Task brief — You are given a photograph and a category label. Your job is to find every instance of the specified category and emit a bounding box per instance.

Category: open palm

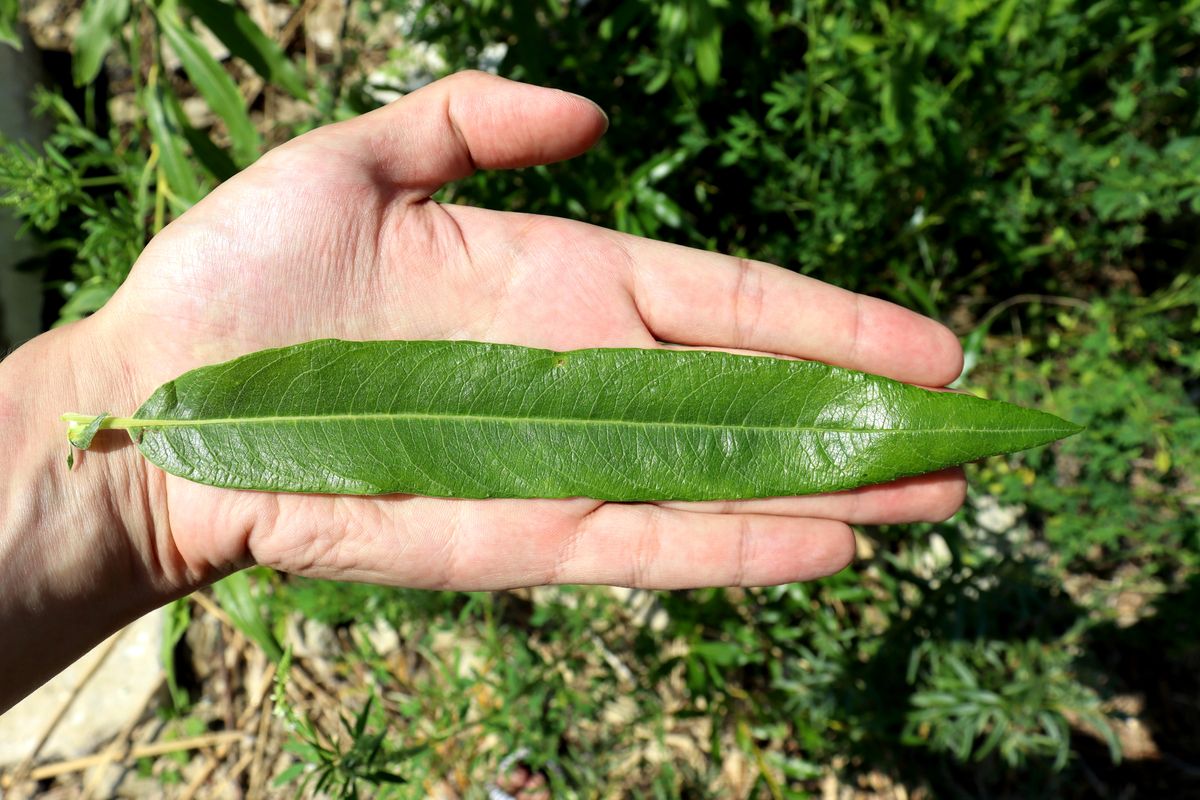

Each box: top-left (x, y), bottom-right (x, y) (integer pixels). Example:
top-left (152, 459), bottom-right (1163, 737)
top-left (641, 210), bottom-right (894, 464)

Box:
top-left (96, 72), bottom-right (965, 590)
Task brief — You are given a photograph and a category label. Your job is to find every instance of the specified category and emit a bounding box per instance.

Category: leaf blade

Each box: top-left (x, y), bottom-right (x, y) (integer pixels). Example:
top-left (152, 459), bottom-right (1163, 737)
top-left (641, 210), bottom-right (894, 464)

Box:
top-left (158, 9), bottom-right (261, 166)
top-left (124, 340), bottom-right (1080, 500)
top-left (73, 0), bottom-right (131, 85)
top-left (181, 0), bottom-right (308, 100)
top-left (144, 74), bottom-right (203, 205)
top-left (0, 0), bottom-right (22, 50)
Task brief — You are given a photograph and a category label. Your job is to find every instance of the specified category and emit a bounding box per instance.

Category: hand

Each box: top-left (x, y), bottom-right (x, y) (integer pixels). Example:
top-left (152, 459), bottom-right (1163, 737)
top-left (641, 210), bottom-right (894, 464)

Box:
top-left (1, 71), bottom-right (965, 707)
top-left (86, 71), bottom-right (965, 592)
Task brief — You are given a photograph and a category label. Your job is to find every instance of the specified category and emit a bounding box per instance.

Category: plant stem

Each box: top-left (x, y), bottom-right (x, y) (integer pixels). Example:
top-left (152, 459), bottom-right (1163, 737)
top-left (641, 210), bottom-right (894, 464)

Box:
top-left (61, 412), bottom-right (139, 430)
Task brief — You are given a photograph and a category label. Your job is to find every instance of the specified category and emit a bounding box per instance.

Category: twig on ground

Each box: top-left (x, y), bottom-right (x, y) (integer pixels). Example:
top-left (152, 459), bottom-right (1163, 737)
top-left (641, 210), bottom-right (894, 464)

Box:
top-left (1, 732), bottom-right (248, 785)
top-left (79, 672), bottom-right (165, 800)
top-left (6, 630), bottom-right (126, 788)
top-left (180, 602), bottom-right (281, 800)
top-left (217, 662), bottom-right (276, 793)
top-left (247, 684), bottom-right (277, 797)
top-left (977, 293), bottom-right (1092, 332)
top-left (279, 0), bottom-right (321, 48)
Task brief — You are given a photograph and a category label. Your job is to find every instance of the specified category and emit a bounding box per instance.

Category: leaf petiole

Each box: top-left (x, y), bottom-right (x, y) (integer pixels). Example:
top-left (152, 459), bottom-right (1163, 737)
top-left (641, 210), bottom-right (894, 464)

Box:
top-left (62, 413), bottom-right (141, 461)
top-left (62, 412), bottom-right (139, 435)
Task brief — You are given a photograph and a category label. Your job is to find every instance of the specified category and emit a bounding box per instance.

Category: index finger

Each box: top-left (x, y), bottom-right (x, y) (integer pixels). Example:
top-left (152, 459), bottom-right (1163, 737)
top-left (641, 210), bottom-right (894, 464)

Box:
top-left (617, 234), bottom-right (964, 386)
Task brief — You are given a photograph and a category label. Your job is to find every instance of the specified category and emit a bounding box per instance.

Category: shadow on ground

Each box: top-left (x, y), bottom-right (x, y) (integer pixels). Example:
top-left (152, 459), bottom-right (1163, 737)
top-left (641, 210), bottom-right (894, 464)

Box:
top-left (827, 557), bottom-right (1200, 798)
top-left (1075, 573), bottom-right (1200, 797)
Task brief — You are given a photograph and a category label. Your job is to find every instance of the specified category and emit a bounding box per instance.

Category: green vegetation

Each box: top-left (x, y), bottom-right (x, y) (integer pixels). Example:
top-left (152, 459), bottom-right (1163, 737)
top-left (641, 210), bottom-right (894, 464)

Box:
top-left (3, 0), bottom-right (1199, 796)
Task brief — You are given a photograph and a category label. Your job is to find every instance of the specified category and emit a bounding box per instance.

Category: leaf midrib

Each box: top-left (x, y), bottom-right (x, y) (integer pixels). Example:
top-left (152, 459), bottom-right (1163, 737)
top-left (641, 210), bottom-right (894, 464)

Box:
top-left (131, 410), bottom-right (1071, 436)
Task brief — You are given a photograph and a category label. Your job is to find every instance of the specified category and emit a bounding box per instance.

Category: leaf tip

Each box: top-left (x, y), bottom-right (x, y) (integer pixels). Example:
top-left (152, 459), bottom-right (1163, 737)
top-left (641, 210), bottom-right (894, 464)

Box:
top-left (1058, 417), bottom-right (1086, 439)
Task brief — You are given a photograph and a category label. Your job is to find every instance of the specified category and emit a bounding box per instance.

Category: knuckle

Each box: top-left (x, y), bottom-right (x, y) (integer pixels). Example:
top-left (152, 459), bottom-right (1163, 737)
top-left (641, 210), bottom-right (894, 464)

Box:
top-left (549, 519), bottom-right (588, 585)
top-left (445, 68), bottom-right (489, 85)
top-left (730, 257), bottom-right (766, 348)
top-left (426, 506), bottom-right (464, 590)
top-left (629, 508), bottom-right (664, 587)
top-left (846, 294), bottom-right (865, 364)
top-left (729, 516), bottom-right (753, 587)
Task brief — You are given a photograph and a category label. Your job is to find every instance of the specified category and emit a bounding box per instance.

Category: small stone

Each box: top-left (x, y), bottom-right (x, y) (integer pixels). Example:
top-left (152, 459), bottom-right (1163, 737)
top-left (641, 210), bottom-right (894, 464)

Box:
top-left (366, 619), bottom-right (401, 656)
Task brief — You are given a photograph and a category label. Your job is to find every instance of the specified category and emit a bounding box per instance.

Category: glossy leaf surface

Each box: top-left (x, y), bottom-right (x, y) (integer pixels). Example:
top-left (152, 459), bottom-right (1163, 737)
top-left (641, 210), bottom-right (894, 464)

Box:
top-left (106, 340), bottom-right (1079, 499)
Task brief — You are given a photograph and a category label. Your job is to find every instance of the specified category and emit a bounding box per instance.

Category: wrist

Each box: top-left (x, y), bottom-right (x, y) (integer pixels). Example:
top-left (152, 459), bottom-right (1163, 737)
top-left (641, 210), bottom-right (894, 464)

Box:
top-left (0, 318), bottom-right (190, 710)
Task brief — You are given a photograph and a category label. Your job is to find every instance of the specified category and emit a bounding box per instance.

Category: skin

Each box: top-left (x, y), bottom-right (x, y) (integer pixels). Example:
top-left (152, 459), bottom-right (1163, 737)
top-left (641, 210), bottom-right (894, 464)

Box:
top-left (0, 72), bottom-right (965, 712)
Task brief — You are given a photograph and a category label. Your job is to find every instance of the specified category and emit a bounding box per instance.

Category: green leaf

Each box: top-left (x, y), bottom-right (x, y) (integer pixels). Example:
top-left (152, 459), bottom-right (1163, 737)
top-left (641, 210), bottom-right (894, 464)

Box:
top-left (272, 762), bottom-right (307, 786)
top-left (182, 0), bottom-right (308, 100)
top-left (368, 770), bottom-right (407, 784)
top-left (0, 0), bottom-right (21, 50)
top-left (211, 571), bottom-right (283, 661)
top-left (694, 30), bottom-right (721, 86)
top-left (67, 411), bottom-right (111, 450)
top-left (69, 339), bottom-right (1080, 500)
top-left (166, 89), bottom-right (239, 182)
top-left (161, 598), bottom-right (192, 710)
top-left (73, 0), bottom-right (131, 86)
top-left (54, 278), bottom-right (118, 326)
top-left (144, 76), bottom-right (202, 206)
top-left (158, 8), bottom-right (261, 166)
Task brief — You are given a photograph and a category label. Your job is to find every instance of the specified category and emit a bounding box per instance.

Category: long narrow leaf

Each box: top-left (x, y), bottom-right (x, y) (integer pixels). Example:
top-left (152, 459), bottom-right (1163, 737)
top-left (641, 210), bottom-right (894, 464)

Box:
top-left (73, 0), bottom-right (131, 85)
top-left (162, 598), bottom-right (192, 710)
top-left (166, 89), bottom-right (239, 181)
top-left (182, 0), bottom-right (307, 99)
top-left (158, 8), bottom-right (261, 166)
top-left (144, 74), bottom-right (202, 204)
top-left (67, 339), bottom-right (1081, 500)
top-left (210, 571), bottom-right (283, 661)
top-left (0, 0), bottom-right (21, 49)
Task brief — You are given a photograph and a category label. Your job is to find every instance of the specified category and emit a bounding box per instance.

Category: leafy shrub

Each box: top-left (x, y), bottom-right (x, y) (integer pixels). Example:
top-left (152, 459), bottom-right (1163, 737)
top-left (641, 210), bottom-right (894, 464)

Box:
top-left (1, 0), bottom-right (306, 324)
top-left (971, 276), bottom-right (1200, 573)
top-left (409, 0), bottom-right (1200, 312)
top-left (0, 89), bottom-right (148, 323)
